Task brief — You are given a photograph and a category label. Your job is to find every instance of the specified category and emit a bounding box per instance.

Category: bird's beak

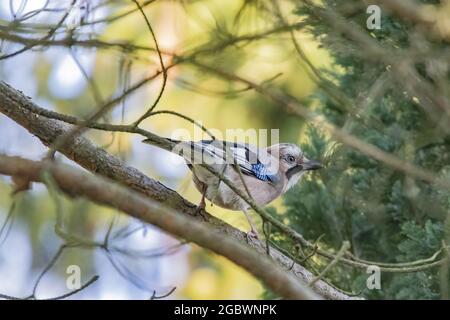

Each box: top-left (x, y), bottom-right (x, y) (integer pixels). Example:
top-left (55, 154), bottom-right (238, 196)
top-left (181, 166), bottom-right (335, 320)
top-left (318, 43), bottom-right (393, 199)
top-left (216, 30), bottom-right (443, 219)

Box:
top-left (302, 159), bottom-right (323, 171)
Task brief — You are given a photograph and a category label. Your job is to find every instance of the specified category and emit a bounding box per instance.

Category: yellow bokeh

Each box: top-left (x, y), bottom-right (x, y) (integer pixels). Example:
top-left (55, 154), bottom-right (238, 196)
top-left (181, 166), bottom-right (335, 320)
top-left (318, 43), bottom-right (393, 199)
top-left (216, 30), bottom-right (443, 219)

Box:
top-left (182, 251), bottom-right (264, 300)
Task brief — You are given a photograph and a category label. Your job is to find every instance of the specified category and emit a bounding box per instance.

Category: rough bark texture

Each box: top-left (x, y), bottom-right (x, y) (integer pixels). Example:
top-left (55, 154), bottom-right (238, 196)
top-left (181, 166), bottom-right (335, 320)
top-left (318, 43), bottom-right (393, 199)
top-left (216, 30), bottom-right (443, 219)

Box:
top-left (0, 80), bottom-right (356, 300)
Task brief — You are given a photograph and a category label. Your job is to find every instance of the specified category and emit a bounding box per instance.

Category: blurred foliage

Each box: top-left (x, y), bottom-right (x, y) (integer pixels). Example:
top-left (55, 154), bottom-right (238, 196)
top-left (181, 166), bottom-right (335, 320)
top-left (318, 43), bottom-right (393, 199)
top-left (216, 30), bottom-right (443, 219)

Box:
top-left (266, 0), bottom-right (450, 299)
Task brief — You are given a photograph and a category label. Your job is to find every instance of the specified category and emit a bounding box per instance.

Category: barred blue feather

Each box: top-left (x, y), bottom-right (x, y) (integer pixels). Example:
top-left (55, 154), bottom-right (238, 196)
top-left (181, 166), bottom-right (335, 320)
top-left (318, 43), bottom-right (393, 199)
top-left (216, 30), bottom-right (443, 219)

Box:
top-left (178, 140), bottom-right (278, 183)
top-left (251, 163), bottom-right (276, 182)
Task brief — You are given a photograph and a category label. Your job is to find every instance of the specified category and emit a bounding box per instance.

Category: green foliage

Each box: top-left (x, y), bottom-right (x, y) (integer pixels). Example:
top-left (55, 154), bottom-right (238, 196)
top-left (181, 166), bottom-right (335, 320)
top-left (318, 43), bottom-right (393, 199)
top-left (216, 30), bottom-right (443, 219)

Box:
top-left (268, 0), bottom-right (450, 299)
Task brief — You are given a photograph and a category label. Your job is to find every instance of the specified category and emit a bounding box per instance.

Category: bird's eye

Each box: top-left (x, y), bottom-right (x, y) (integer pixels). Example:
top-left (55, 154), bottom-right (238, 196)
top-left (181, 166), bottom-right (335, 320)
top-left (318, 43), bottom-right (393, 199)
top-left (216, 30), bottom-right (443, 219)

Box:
top-left (287, 155), bottom-right (295, 163)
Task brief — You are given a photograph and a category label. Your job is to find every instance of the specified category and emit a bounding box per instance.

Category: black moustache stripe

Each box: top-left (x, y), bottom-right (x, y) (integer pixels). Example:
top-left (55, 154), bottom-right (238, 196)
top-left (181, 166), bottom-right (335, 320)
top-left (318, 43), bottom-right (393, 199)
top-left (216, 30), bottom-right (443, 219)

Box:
top-left (286, 165), bottom-right (302, 179)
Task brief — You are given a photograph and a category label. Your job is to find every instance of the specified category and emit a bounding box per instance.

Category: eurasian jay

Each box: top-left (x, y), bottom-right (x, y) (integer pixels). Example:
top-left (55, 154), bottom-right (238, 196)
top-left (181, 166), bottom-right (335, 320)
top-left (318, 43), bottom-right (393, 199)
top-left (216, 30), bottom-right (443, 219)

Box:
top-left (144, 139), bottom-right (322, 238)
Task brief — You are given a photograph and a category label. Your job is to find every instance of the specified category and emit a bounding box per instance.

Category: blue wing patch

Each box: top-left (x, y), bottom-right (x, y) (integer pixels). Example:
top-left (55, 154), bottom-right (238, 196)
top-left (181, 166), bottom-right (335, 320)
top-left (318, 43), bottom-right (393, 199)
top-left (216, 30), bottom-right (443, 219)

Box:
top-left (251, 163), bottom-right (277, 182)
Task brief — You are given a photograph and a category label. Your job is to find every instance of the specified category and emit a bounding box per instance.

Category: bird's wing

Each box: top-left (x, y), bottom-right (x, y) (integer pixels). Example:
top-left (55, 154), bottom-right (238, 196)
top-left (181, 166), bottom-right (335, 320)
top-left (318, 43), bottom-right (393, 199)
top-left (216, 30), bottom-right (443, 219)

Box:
top-left (180, 140), bottom-right (277, 182)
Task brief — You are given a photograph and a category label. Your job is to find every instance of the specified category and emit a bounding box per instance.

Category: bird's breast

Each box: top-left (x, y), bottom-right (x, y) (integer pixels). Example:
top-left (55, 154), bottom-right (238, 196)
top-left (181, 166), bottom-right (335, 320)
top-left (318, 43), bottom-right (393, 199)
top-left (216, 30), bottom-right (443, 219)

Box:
top-left (190, 165), bottom-right (283, 211)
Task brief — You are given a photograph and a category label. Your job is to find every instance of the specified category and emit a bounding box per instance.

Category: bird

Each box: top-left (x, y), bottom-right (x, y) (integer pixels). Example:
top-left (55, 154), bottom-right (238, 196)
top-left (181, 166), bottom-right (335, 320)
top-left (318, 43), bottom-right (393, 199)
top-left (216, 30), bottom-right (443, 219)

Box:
top-left (142, 139), bottom-right (323, 239)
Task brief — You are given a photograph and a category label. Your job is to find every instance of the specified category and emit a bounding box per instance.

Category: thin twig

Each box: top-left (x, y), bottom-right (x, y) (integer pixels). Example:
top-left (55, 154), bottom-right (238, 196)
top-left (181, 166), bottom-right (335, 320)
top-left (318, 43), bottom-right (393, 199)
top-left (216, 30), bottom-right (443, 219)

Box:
top-left (309, 241), bottom-right (351, 287)
top-left (131, 0), bottom-right (168, 126)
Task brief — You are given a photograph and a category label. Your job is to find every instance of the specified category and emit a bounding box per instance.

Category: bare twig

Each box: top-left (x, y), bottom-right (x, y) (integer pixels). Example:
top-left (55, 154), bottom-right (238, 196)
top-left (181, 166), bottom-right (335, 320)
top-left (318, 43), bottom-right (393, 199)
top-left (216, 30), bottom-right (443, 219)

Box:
top-left (131, 0), bottom-right (168, 126)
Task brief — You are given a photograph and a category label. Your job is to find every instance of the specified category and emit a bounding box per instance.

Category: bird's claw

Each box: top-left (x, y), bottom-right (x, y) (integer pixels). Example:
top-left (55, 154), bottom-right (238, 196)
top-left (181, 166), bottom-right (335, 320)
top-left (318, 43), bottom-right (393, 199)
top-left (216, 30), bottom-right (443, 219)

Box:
top-left (195, 205), bottom-right (208, 221)
top-left (246, 229), bottom-right (260, 241)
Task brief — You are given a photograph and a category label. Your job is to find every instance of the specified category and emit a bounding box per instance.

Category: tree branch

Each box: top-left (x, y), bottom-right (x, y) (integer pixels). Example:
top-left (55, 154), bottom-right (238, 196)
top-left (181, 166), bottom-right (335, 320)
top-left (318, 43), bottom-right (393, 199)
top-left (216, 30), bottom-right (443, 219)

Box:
top-left (0, 153), bottom-right (321, 300)
top-left (0, 80), bottom-right (356, 299)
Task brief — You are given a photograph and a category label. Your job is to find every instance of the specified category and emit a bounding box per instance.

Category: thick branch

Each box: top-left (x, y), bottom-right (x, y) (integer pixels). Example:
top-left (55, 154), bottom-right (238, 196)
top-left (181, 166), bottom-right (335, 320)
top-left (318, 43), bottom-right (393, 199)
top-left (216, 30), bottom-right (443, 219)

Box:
top-left (0, 80), bottom-right (355, 300)
top-left (0, 154), bottom-right (320, 300)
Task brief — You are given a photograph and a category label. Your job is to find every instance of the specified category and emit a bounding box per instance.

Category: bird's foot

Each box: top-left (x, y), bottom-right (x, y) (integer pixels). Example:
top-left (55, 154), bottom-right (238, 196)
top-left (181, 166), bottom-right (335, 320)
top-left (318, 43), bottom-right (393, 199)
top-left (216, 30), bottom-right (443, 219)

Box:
top-left (198, 200), bottom-right (206, 211)
top-left (246, 229), bottom-right (260, 241)
top-left (195, 203), bottom-right (208, 221)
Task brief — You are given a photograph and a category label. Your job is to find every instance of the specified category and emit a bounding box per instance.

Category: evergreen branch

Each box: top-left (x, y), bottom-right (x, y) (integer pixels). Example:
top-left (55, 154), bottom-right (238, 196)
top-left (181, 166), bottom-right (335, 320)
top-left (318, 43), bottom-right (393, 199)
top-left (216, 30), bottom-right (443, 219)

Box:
top-left (189, 60), bottom-right (450, 191)
top-left (309, 241), bottom-right (351, 287)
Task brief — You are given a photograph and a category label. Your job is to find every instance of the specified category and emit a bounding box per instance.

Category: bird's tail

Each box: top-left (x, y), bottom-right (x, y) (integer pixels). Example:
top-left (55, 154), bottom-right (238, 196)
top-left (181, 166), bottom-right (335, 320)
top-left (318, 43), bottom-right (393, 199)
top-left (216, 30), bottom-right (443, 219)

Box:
top-left (142, 138), bottom-right (227, 168)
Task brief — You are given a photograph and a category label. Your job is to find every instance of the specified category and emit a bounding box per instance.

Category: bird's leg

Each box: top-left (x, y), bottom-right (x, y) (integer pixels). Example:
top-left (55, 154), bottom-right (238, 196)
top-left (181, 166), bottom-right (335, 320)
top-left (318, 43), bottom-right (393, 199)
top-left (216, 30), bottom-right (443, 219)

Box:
top-left (194, 182), bottom-right (208, 221)
top-left (198, 185), bottom-right (206, 210)
top-left (192, 170), bottom-right (207, 211)
top-left (243, 209), bottom-right (259, 240)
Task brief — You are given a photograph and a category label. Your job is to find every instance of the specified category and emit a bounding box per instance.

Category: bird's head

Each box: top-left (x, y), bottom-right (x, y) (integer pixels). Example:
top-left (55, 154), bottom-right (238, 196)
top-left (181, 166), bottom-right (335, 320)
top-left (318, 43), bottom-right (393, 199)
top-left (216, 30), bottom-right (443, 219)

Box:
top-left (266, 143), bottom-right (323, 191)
